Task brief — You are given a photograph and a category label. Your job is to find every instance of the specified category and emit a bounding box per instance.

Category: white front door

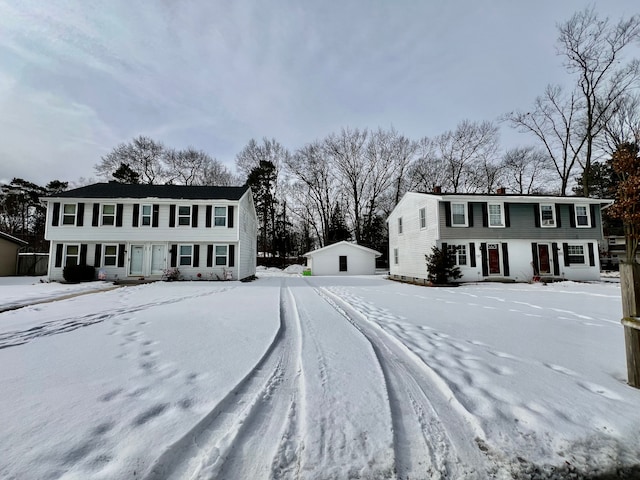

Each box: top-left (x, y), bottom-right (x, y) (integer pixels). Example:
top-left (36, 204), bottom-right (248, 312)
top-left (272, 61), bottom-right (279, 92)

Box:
top-left (130, 245), bottom-right (144, 276)
top-left (151, 244), bottom-right (165, 275)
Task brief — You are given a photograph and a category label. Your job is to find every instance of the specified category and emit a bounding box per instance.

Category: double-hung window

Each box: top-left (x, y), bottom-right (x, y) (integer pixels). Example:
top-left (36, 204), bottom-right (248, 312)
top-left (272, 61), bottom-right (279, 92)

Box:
top-left (488, 203), bottom-right (504, 227)
top-left (419, 208), bottom-right (426, 229)
top-left (178, 206), bottom-right (191, 226)
top-left (214, 207), bottom-right (226, 226)
top-left (451, 203), bottom-right (467, 226)
top-left (141, 205), bottom-right (152, 226)
top-left (102, 204), bottom-right (115, 226)
top-left (398, 217), bottom-right (403, 234)
top-left (215, 245), bottom-right (228, 266)
top-left (540, 204), bottom-right (555, 227)
top-left (575, 205), bottom-right (590, 227)
top-left (179, 245), bottom-right (193, 265)
top-left (103, 245), bottom-right (118, 266)
top-left (448, 244), bottom-right (467, 266)
top-left (567, 245), bottom-right (586, 264)
top-left (393, 248), bottom-right (399, 265)
top-left (65, 245), bottom-right (79, 266)
top-left (62, 204), bottom-right (76, 225)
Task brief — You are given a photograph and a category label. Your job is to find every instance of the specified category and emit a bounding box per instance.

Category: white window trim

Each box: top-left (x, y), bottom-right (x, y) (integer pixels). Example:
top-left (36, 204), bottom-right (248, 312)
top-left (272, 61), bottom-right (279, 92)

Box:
top-left (178, 206), bottom-right (191, 227)
top-left (419, 208), bottom-right (426, 229)
top-left (103, 244), bottom-right (118, 267)
top-left (574, 204), bottom-right (591, 228)
top-left (64, 244), bottom-right (80, 267)
top-left (215, 244), bottom-right (228, 266)
top-left (62, 203), bottom-right (77, 226)
top-left (214, 206), bottom-right (227, 227)
top-left (141, 204), bottom-right (152, 226)
top-left (451, 202), bottom-right (468, 227)
top-left (566, 244), bottom-right (587, 266)
top-left (487, 202), bottom-right (505, 228)
top-left (448, 244), bottom-right (468, 266)
top-left (539, 204), bottom-right (556, 228)
top-left (179, 244), bottom-right (193, 266)
top-left (101, 204), bottom-right (116, 226)
top-left (398, 217), bottom-right (403, 234)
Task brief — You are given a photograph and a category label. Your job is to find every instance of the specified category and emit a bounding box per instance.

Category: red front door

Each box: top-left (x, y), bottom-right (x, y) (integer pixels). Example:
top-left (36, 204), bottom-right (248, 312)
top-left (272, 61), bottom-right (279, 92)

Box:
top-left (538, 244), bottom-right (551, 274)
top-left (488, 244), bottom-right (500, 274)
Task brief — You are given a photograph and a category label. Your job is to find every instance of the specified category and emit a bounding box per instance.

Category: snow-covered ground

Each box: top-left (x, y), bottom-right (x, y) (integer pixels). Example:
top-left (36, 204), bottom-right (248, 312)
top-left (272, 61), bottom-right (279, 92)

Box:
top-left (1, 274), bottom-right (639, 479)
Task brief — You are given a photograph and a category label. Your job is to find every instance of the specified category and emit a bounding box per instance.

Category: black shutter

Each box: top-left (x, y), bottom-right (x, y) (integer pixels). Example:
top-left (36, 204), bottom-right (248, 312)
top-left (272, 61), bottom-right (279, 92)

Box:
top-left (531, 243), bottom-right (539, 275)
top-left (444, 202), bottom-right (451, 227)
top-left (76, 203), bottom-right (84, 226)
top-left (555, 204), bottom-right (562, 228)
top-left (588, 243), bottom-right (595, 266)
top-left (468, 203), bottom-right (474, 227)
top-left (501, 243), bottom-right (510, 276)
top-left (80, 244), bottom-right (87, 265)
top-left (117, 244), bottom-right (126, 268)
top-left (533, 204), bottom-right (540, 228)
top-left (169, 205), bottom-right (176, 227)
top-left (228, 245), bottom-right (235, 267)
top-left (480, 243), bottom-right (488, 277)
top-left (170, 244), bottom-right (177, 267)
top-left (116, 204), bottom-right (123, 227)
top-left (481, 203), bottom-right (488, 227)
top-left (469, 242), bottom-right (476, 267)
top-left (590, 204), bottom-right (597, 229)
top-left (504, 203), bottom-right (510, 227)
top-left (193, 245), bottom-right (200, 267)
top-left (569, 205), bottom-right (576, 228)
top-left (228, 205), bottom-right (234, 228)
top-left (152, 204), bottom-right (159, 227)
top-left (92, 203), bottom-right (100, 226)
top-left (563, 243), bottom-right (570, 266)
top-left (52, 202), bottom-right (60, 226)
top-left (206, 205), bottom-right (212, 228)
top-left (441, 242), bottom-right (448, 257)
top-left (207, 245), bottom-right (213, 267)
top-left (132, 204), bottom-right (139, 227)
top-left (192, 205), bottom-right (199, 227)
top-left (552, 243), bottom-right (560, 275)
top-left (55, 243), bottom-right (63, 267)
top-left (94, 244), bottom-right (102, 267)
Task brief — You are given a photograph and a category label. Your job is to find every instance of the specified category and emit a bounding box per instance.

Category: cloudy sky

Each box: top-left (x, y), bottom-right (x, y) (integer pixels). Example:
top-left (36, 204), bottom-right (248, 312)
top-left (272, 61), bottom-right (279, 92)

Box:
top-left (1, 0), bottom-right (639, 186)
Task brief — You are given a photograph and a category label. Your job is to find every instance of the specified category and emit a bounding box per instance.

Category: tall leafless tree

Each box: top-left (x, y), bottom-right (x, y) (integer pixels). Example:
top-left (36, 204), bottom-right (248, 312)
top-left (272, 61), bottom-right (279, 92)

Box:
top-left (601, 93), bottom-right (640, 154)
top-left (95, 136), bottom-right (166, 184)
top-left (557, 7), bottom-right (640, 196)
top-left (501, 146), bottom-right (556, 194)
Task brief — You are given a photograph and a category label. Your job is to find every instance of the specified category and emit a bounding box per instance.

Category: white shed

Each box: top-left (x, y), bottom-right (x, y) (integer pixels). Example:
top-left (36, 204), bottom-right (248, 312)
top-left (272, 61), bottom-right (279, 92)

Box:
top-left (303, 241), bottom-right (381, 276)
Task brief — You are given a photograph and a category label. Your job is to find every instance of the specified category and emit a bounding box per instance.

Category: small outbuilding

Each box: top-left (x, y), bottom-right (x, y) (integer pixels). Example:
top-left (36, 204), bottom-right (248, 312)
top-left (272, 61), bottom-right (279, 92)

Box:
top-left (303, 241), bottom-right (381, 276)
top-left (0, 232), bottom-right (28, 276)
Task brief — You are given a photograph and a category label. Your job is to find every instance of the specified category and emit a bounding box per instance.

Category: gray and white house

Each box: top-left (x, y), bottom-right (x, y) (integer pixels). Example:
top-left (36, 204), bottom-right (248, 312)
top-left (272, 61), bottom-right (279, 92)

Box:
top-left (44, 183), bottom-right (257, 281)
top-left (388, 189), bottom-right (611, 283)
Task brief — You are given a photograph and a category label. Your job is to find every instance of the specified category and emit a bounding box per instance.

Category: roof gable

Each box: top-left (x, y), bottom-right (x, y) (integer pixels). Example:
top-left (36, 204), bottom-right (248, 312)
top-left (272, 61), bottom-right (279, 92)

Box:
top-left (304, 241), bottom-right (382, 257)
top-left (49, 183), bottom-right (249, 201)
top-left (0, 231), bottom-right (28, 246)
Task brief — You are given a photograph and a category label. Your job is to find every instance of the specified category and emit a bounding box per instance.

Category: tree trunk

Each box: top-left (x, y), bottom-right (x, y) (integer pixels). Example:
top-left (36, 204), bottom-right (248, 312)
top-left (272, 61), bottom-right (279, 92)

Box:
top-left (620, 262), bottom-right (640, 388)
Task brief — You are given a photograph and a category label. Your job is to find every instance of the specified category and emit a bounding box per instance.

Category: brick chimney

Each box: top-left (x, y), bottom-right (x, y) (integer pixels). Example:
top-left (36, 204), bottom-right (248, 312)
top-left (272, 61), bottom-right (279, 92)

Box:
top-left (496, 187), bottom-right (506, 195)
top-left (433, 186), bottom-right (442, 194)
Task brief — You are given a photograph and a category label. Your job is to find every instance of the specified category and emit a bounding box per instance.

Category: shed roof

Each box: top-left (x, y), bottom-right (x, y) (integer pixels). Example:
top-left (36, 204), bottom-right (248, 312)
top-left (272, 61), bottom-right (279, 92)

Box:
top-left (304, 241), bottom-right (382, 258)
top-left (0, 231), bottom-right (28, 246)
top-left (47, 182), bottom-right (249, 200)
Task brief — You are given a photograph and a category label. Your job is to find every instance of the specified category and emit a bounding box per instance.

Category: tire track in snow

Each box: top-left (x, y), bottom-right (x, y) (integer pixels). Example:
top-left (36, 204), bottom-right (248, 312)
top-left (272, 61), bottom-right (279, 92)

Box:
top-left (0, 287), bottom-right (235, 349)
top-left (316, 286), bottom-right (490, 480)
top-left (143, 282), bottom-right (303, 480)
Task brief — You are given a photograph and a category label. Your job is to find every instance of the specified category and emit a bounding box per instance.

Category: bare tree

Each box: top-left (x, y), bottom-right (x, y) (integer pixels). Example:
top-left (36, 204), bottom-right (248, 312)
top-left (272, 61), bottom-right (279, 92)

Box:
top-left (501, 147), bottom-right (556, 194)
top-left (432, 120), bottom-right (500, 193)
top-left (558, 7), bottom-right (640, 196)
top-left (202, 160), bottom-right (237, 186)
top-left (504, 85), bottom-right (585, 195)
top-left (601, 93), bottom-right (640, 154)
top-left (408, 137), bottom-right (451, 192)
top-left (164, 147), bottom-right (236, 186)
top-left (95, 136), bottom-right (166, 184)
top-left (469, 156), bottom-right (504, 194)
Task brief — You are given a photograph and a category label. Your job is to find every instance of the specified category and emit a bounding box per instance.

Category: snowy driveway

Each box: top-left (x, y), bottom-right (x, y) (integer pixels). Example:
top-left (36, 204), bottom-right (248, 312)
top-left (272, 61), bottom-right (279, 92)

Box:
top-left (1, 275), bottom-right (639, 479)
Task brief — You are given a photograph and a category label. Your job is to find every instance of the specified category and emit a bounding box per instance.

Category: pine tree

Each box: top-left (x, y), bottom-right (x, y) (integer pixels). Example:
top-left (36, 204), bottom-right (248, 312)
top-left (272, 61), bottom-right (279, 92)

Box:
top-left (425, 245), bottom-right (462, 284)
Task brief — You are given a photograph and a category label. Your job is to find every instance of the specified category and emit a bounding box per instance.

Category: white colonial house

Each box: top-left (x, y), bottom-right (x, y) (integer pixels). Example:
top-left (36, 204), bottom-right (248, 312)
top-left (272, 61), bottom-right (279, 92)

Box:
top-left (304, 241), bottom-right (381, 276)
top-left (44, 183), bottom-right (257, 281)
top-left (388, 189), bottom-right (612, 283)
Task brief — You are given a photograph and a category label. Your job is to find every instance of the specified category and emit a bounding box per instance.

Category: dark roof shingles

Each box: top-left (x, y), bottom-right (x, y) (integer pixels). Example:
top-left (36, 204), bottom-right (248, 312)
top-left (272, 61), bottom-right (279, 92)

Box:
top-left (54, 183), bottom-right (249, 200)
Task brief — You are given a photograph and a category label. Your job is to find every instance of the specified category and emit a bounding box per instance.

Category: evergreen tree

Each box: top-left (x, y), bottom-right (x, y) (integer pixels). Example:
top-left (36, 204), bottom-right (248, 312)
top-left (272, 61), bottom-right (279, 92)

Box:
top-left (246, 160), bottom-right (278, 258)
top-left (112, 163), bottom-right (140, 184)
top-left (425, 245), bottom-right (462, 284)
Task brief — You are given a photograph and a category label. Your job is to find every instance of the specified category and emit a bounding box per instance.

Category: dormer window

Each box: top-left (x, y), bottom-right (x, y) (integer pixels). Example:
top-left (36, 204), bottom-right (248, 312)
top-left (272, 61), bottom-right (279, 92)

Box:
top-left (540, 204), bottom-right (556, 227)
